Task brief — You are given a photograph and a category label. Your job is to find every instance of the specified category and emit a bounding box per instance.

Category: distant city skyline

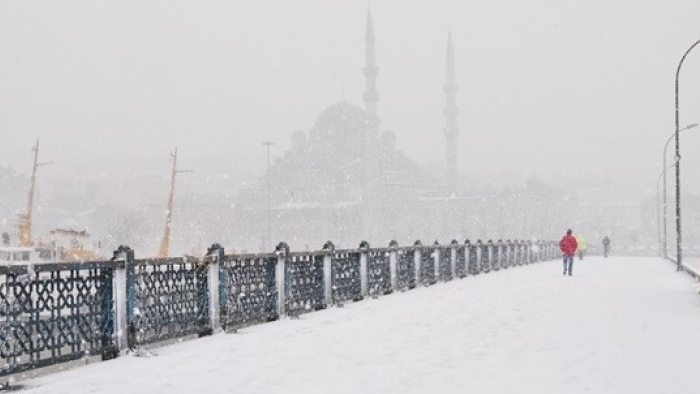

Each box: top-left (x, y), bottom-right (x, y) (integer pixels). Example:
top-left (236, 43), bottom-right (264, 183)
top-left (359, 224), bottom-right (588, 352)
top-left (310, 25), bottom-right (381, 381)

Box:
top-left (3, 1), bottom-right (700, 254)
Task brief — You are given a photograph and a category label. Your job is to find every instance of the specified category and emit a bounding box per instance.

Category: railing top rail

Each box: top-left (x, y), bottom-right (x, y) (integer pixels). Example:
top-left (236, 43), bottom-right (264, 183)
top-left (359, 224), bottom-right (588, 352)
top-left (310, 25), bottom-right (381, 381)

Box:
top-left (332, 248), bottom-right (362, 255)
top-left (0, 260), bottom-right (118, 275)
top-left (287, 250), bottom-right (328, 258)
top-left (225, 252), bottom-right (278, 261)
top-left (367, 247), bottom-right (391, 253)
top-left (133, 256), bottom-right (198, 266)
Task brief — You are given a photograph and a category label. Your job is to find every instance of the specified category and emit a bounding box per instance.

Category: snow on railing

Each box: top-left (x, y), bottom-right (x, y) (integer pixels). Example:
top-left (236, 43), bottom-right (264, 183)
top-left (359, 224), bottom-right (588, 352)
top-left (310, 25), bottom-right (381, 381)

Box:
top-left (0, 238), bottom-right (558, 384)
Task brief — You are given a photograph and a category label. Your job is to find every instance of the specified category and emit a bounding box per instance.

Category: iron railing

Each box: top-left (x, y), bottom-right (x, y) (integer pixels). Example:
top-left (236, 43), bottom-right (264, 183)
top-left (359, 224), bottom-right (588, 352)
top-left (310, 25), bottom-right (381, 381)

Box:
top-left (1, 238), bottom-right (558, 382)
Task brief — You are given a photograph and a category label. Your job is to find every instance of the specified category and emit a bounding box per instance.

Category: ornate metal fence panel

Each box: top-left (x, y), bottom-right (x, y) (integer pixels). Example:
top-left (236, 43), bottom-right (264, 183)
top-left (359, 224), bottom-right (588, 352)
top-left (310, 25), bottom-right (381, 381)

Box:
top-left (332, 251), bottom-right (362, 303)
top-left (0, 262), bottom-right (115, 377)
top-left (466, 241), bottom-right (479, 275)
top-left (549, 241), bottom-right (556, 260)
top-left (367, 250), bottom-right (391, 296)
top-left (438, 247), bottom-right (452, 281)
top-left (515, 241), bottom-right (523, 266)
top-left (455, 246), bottom-right (467, 278)
top-left (478, 241), bottom-right (490, 273)
top-left (418, 248), bottom-right (436, 285)
top-left (395, 248), bottom-right (415, 290)
top-left (220, 254), bottom-right (277, 330)
top-left (129, 258), bottom-right (210, 347)
top-left (486, 241), bottom-right (496, 271)
top-left (518, 241), bottom-right (527, 265)
top-left (506, 241), bottom-right (514, 268)
top-left (285, 253), bottom-right (325, 315)
top-left (496, 241), bottom-right (505, 269)
top-left (526, 241), bottom-right (534, 264)
top-left (525, 241), bottom-right (531, 263)
top-left (538, 241), bottom-right (547, 262)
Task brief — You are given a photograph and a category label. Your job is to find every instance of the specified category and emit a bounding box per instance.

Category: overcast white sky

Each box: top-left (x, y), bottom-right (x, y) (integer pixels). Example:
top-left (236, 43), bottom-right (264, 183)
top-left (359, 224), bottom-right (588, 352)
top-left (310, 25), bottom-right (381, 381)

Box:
top-left (2, 0), bottom-right (700, 195)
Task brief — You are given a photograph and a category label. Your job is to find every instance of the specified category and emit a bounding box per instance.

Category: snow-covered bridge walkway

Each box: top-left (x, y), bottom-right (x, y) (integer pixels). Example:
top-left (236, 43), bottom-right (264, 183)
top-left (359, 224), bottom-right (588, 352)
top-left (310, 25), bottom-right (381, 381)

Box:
top-left (20, 257), bottom-right (700, 394)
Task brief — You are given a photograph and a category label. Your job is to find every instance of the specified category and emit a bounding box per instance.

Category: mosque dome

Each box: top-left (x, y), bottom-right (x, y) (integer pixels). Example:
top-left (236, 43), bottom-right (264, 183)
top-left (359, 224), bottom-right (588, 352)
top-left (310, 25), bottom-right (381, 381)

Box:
top-left (314, 101), bottom-right (369, 136)
top-left (308, 101), bottom-right (369, 158)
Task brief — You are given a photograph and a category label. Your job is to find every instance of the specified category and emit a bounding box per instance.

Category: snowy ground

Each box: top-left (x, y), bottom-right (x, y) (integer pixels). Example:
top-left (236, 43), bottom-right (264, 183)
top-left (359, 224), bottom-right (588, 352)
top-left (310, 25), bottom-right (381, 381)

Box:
top-left (15, 257), bottom-right (700, 394)
top-left (682, 257), bottom-right (700, 275)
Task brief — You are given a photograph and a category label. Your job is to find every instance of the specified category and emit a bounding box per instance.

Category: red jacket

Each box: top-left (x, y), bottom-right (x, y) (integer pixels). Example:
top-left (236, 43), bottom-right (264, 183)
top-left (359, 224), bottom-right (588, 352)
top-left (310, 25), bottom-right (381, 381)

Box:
top-left (559, 234), bottom-right (578, 256)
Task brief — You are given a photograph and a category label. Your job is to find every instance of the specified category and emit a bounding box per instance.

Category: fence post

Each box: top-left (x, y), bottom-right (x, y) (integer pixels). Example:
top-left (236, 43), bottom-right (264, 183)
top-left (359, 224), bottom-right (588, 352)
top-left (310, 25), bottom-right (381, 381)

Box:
top-left (413, 240), bottom-right (422, 285)
top-left (433, 241), bottom-right (441, 281)
top-left (322, 241), bottom-right (334, 307)
top-left (275, 242), bottom-right (289, 318)
top-left (359, 241), bottom-right (369, 297)
top-left (450, 239), bottom-right (458, 278)
top-left (110, 245), bottom-right (133, 352)
top-left (465, 239), bottom-right (475, 275)
top-left (206, 243), bottom-right (224, 332)
top-left (476, 239), bottom-right (484, 273)
top-left (496, 240), bottom-right (503, 270)
top-left (389, 240), bottom-right (398, 291)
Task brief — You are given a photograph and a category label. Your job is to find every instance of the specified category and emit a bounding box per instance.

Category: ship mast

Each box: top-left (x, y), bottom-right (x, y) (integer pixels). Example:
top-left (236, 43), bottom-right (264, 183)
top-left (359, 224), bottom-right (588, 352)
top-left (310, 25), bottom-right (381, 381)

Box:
top-left (158, 148), bottom-right (190, 258)
top-left (18, 139), bottom-right (51, 247)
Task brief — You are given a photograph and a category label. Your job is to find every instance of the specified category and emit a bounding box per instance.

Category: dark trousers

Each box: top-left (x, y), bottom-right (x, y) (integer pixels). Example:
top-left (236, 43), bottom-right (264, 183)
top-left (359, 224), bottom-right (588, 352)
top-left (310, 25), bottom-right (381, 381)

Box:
top-left (563, 254), bottom-right (574, 274)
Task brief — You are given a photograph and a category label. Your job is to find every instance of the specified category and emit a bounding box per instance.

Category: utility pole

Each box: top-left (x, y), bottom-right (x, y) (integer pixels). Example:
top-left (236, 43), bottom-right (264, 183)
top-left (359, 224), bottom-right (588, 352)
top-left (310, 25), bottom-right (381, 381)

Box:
top-left (263, 140), bottom-right (274, 251)
top-left (158, 147), bottom-right (192, 258)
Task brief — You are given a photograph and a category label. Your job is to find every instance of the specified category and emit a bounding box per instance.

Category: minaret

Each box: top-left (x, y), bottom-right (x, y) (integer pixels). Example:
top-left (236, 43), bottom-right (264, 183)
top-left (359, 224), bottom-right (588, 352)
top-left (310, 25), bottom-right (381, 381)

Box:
top-left (363, 7), bottom-right (380, 133)
top-left (444, 30), bottom-right (459, 195)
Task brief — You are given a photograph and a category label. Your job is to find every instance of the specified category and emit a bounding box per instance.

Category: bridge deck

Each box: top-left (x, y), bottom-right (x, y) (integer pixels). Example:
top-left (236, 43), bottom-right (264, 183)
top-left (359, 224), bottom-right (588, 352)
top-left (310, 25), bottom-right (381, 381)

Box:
top-left (18, 257), bottom-right (700, 394)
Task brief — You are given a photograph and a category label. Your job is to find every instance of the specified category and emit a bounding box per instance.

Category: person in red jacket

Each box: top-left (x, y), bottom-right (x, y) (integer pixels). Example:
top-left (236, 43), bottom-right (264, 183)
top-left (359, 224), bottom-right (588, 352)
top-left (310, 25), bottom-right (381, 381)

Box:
top-left (559, 229), bottom-right (578, 276)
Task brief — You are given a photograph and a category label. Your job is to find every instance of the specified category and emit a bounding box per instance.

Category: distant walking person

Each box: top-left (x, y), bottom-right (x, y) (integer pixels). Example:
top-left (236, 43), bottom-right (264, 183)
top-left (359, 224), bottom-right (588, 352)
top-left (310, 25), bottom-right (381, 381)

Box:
top-left (559, 229), bottom-right (578, 276)
top-left (602, 236), bottom-right (611, 258)
top-left (576, 235), bottom-right (587, 260)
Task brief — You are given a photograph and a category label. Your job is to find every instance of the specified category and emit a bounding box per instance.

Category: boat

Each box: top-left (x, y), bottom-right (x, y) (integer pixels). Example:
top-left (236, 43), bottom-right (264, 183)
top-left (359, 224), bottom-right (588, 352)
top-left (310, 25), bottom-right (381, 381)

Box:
top-left (0, 245), bottom-right (42, 265)
top-left (39, 228), bottom-right (103, 262)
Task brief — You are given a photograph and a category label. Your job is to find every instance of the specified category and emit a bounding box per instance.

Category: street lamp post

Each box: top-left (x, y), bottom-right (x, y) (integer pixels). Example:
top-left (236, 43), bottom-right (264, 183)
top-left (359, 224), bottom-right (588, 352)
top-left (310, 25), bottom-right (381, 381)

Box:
top-left (674, 38), bottom-right (700, 271)
top-left (658, 163), bottom-right (676, 256)
top-left (662, 123), bottom-right (697, 258)
top-left (263, 140), bottom-right (274, 252)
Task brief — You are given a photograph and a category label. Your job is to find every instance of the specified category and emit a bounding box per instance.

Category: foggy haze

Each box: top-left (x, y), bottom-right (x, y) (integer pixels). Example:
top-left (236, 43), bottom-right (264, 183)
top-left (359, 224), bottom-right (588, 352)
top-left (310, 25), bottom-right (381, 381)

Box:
top-left (2, 1), bottom-right (700, 255)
